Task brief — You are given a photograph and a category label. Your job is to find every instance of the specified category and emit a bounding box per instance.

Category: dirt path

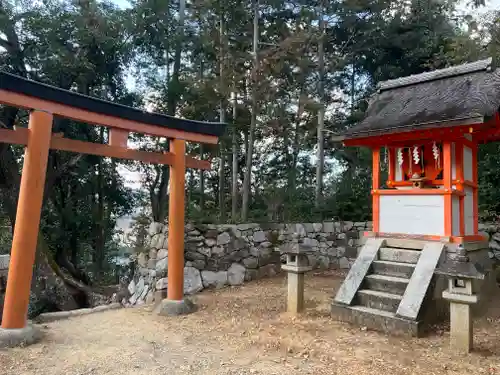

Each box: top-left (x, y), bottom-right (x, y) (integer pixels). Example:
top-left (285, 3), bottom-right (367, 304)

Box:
top-left (1, 271), bottom-right (500, 375)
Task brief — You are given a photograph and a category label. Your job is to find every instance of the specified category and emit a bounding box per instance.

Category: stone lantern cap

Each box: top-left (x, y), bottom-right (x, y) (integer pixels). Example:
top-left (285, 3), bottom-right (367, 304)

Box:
top-left (280, 234), bottom-right (314, 255)
top-left (435, 260), bottom-right (486, 280)
top-left (435, 247), bottom-right (486, 280)
top-left (280, 234), bottom-right (313, 274)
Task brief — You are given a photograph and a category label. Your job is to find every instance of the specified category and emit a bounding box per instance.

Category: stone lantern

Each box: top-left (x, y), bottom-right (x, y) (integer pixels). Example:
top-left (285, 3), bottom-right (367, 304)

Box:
top-left (280, 234), bottom-right (313, 314)
top-left (435, 245), bottom-right (487, 353)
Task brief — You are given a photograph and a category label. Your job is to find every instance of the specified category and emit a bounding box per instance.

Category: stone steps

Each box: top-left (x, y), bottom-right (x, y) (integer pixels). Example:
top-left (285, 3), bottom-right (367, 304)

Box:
top-left (331, 303), bottom-right (421, 337)
top-left (332, 238), bottom-right (445, 337)
top-left (371, 260), bottom-right (416, 278)
top-left (382, 238), bottom-right (426, 250)
top-left (364, 273), bottom-right (409, 295)
top-left (357, 289), bottom-right (402, 313)
top-left (378, 247), bottom-right (421, 264)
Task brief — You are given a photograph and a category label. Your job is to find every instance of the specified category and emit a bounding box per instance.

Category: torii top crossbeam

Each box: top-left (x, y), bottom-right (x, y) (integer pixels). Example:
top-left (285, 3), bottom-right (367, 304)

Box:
top-left (340, 58), bottom-right (500, 244)
top-left (0, 71), bottom-right (225, 166)
top-left (0, 72), bottom-right (226, 331)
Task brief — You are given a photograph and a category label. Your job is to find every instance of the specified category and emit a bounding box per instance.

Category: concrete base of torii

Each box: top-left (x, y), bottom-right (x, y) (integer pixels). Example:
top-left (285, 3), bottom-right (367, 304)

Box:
top-left (153, 298), bottom-right (197, 316)
top-left (0, 323), bottom-right (41, 348)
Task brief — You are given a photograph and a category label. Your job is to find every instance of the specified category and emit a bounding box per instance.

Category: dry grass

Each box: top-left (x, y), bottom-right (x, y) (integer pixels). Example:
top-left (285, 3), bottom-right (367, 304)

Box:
top-left (1, 270), bottom-right (500, 375)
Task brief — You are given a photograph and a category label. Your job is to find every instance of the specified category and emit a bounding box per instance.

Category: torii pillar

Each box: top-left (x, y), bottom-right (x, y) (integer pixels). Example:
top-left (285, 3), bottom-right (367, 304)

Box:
top-left (153, 138), bottom-right (196, 315)
top-left (0, 111), bottom-right (52, 346)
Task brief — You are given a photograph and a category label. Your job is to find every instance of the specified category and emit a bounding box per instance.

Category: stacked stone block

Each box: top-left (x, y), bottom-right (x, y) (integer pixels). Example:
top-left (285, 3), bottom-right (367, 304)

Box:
top-left (126, 221), bottom-right (371, 306)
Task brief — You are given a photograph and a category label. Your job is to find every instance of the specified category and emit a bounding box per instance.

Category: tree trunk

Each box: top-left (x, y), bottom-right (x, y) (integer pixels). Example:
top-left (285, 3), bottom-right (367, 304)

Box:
top-left (199, 145), bottom-right (205, 210)
top-left (290, 119), bottom-right (300, 193)
top-left (218, 13), bottom-right (227, 222)
top-left (315, 2), bottom-right (326, 209)
top-left (231, 90), bottom-right (238, 220)
top-left (149, 142), bottom-right (170, 223)
top-left (156, 165), bottom-right (170, 222)
top-left (351, 59), bottom-right (356, 114)
top-left (187, 168), bottom-right (194, 204)
top-left (0, 108), bottom-right (22, 230)
top-left (94, 126), bottom-right (105, 281)
top-left (53, 179), bottom-right (89, 284)
top-left (199, 59), bottom-right (205, 211)
top-left (242, 0), bottom-right (259, 221)
top-left (149, 0), bottom-right (185, 223)
top-left (167, 0), bottom-right (186, 116)
top-left (219, 152), bottom-right (225, 221)
top-left (70, 233), bottom-right (79, 266)
top-left (283, 120), bottom-right (291, 182)
top-left (289, 84), bottom-right (305, 196)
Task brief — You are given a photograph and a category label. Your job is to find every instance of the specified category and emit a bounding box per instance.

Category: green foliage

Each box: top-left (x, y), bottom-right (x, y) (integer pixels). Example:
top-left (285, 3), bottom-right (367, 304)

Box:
top-left (134, 0), bottom-right (499, 226)
top-left (478, 142), bottom-right (500, 221)
top-left (0, 0), bottom-right (498, 293)
top-left (0, 0), bottom-right (137, 284)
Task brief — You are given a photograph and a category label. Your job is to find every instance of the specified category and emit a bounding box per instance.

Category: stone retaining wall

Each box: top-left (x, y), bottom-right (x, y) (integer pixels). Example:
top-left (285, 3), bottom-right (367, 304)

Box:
top-left (481, 223), bottom-right (500, 259)
top-left (126, 221), bottom-right (372, 306)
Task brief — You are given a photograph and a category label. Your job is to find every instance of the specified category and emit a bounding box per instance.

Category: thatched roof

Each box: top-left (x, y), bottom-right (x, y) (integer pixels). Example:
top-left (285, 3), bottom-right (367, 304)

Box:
top-left (344, 58), bottom-right (500, 139)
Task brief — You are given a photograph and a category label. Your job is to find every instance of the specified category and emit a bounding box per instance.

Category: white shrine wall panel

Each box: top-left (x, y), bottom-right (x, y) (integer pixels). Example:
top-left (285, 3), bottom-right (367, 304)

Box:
top-left (452, 195), bottom-right (460, 236)
top-left (379, 195), bottom-right (445, 236)
top-left (463, 146), bottom-right (473, 181)
top-left (464, 186), bottom-right (474, 235)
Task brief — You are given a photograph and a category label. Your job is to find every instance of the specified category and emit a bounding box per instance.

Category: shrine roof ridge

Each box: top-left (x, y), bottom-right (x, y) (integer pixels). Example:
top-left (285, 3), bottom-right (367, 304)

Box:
top-left (344, 57), bottom-right (500, 140)
top-left (0, 71), bottom-right (226, 138)
top-left (378, 58), bottom-right (493, 92)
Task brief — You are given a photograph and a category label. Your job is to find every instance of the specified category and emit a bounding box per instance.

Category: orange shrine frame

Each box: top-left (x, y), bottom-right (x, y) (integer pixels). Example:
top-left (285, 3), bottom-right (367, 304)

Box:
top-left (344, 120), bottom-right (498, 244)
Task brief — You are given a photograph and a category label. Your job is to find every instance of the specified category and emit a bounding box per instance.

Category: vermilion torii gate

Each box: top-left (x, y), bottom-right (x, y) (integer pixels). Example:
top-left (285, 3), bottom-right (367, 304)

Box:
top-left (0, 72), bottom-right (226, 332)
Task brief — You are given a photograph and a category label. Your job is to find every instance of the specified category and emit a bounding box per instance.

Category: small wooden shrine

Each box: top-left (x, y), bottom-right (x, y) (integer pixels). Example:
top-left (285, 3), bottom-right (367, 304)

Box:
top-left (344, 58), bottom-right (500, 242)
top-left (332, 58), bottom-right (499, 337)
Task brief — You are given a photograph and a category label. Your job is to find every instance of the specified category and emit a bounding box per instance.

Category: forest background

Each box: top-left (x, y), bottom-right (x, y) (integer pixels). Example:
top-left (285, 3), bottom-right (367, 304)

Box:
top-left (0, 0), bottom-right (498, 286)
